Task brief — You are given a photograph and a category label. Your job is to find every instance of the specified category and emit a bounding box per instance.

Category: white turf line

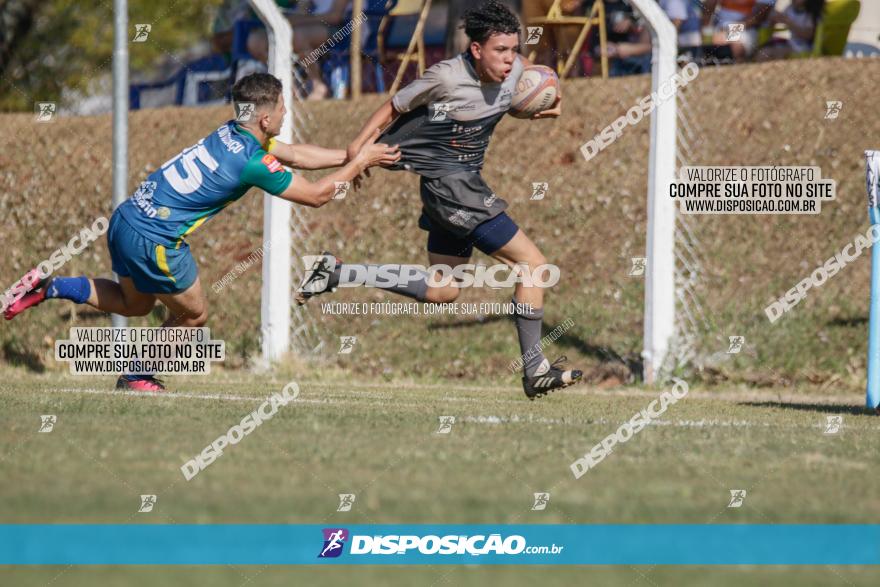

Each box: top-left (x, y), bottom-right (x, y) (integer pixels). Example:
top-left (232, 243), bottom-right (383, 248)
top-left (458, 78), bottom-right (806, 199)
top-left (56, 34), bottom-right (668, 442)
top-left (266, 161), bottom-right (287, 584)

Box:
top-left (303, 381), bottom-right (869, 406)
top-left (25, 386), bottom-right (880, 431)
top-left (38, 382), bottom-right (865, 408)
top-left (3, 376), bottom-right (867, 405)
top-left (7, 378), bottom-right (869, 407)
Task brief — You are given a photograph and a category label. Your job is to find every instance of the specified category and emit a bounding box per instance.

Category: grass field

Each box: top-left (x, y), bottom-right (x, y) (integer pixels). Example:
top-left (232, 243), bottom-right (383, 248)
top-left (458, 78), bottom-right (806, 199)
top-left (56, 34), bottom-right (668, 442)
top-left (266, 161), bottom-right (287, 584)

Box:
top-left (1, 367), bottom-right (878, 585)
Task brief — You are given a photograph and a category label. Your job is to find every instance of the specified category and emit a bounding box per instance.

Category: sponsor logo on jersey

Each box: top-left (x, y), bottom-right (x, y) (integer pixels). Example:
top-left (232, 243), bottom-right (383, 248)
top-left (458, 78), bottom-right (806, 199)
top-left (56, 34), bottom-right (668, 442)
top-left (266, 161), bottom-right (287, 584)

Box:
top-left (132, 181), bottom-right (160, 218)
top-left (218, 124), bottom-right (244, 153)
top-left (262, 154), bottom-right (283, 173)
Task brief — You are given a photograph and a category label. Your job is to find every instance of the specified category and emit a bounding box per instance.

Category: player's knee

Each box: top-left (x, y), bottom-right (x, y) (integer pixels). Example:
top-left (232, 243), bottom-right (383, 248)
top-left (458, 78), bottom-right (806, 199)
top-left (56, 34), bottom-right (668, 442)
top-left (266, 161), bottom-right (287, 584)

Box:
top-left (166, 304), bottom-right (208, 327)
top-left (425, 285), bottom-right (460, 304)
top-left (188, 307), bottom-right (209, 327)
top-left (525, 251), bottom-right (548, 270)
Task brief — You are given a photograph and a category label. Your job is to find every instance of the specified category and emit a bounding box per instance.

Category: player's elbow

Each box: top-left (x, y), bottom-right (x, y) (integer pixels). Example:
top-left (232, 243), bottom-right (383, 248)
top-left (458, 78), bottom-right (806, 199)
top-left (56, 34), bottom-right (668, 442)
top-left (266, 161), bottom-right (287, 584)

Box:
top-left (300, 193), bottom-right (325, 208)
top-left (307, 185), bottom-right (334, 208)
top-left (281, 183), bottom-right (326, 208)
top-left (297, 189), bottom-right (321, 208)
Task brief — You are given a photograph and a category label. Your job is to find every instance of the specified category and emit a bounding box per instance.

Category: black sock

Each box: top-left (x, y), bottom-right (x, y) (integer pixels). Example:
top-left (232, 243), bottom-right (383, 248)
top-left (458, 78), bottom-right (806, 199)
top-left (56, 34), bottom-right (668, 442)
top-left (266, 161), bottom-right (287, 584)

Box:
top-left (512, 298), bottom-right (547, 377)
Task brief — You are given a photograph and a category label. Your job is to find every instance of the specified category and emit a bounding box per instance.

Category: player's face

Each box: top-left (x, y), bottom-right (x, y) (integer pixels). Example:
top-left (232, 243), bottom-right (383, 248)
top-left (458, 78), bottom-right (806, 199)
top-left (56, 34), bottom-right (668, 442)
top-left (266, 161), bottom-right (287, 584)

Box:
top-left (471, 32), bottom-right (519, 83)
top-left (260, 94), bottom-right (286, 138)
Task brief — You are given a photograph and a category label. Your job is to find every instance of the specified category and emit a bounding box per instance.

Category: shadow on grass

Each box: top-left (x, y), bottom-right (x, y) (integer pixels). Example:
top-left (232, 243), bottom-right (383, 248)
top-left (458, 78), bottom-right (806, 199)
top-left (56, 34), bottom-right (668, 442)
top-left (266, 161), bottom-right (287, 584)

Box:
top-left (2, 340), bottom-right (46, 373)
top-left (69, 308), bottom-right (108, 320)
top-left (740, 401), bottom-right (877, 416)
top-left (426, 315), bottom-right (508, 330)
top-left (827, 316), bottom-right (868, 327)
top-left (428, 315), bottom-right (643, 381)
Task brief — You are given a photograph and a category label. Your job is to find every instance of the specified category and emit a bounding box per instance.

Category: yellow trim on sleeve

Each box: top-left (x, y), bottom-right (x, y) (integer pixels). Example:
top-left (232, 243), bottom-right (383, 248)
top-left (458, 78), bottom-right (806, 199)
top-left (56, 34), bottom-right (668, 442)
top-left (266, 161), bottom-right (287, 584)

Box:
top-left (155, 245), bottom-right (176, 283)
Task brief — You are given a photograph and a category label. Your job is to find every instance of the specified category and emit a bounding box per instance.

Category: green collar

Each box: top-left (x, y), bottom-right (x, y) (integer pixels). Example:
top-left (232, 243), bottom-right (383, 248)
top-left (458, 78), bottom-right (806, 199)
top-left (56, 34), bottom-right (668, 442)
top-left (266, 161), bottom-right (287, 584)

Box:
top-left (233, 122), bottom-right (262, 146)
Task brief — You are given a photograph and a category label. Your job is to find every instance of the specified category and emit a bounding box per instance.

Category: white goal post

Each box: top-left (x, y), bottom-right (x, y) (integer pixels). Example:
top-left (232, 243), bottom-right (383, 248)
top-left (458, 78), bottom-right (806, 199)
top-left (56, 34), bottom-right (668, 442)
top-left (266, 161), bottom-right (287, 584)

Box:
top-left (628, 0), bottom-right (678, 384)
top-left (250, 0), bottom-right (294, 361)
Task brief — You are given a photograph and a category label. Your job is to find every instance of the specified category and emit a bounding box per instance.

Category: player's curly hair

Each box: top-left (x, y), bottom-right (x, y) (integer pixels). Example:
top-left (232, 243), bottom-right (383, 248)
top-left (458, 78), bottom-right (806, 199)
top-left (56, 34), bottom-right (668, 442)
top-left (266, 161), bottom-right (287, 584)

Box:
top-left (462, 0), bottom-right (521, 44)
top-left (232, 73), bottom-right (282, 111)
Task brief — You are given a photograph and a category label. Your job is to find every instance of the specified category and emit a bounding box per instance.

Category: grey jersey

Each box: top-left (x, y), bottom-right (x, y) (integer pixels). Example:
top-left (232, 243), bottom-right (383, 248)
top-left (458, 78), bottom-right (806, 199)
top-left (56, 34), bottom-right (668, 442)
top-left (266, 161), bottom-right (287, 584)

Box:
top-left (380, 52), bottom-right (524, 178)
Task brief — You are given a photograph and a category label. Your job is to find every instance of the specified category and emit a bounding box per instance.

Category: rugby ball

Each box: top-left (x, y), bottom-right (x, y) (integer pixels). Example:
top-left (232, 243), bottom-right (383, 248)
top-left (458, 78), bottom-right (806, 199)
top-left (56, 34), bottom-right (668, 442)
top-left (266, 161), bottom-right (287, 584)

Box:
top-left (509, 65), bottom-right (559, 119)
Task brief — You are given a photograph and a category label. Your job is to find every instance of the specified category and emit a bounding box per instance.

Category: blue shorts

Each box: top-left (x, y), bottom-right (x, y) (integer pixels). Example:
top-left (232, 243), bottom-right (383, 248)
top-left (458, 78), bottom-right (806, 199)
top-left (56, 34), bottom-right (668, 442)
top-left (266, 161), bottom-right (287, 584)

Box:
top-left (419, 211), bottom-right (520, 258)
top-left (107, 211), bottom-right (198, 295)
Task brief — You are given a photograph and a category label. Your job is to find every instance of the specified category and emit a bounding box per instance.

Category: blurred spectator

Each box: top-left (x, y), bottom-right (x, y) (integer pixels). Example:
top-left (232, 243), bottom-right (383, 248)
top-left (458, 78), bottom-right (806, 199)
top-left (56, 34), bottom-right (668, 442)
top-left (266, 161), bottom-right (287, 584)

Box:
top-left (600, 1), bottom-right (651, 76)
top-left (211, 1), bottom-right (295, 81)
top-left (659, 0), bottom-right (704, 49)
top-left (703, 0), bottom-right (775, 60)
top-left (211, 0), bottom-right (254, 56)
top-left (755, 0), bottom-right (824, 61)
top-left (247, 1), bottom-right (352, 100)
top-left (213, 1), bottom-right (366, 100)
top-left (522, 0), bottom-right (584, 69)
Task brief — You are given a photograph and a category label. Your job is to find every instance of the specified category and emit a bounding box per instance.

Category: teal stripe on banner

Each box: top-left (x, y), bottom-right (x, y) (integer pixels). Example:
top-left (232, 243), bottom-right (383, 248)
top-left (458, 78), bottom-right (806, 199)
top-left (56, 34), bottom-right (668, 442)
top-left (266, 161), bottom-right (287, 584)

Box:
top-left (1, 525), bottom-right (879, 565)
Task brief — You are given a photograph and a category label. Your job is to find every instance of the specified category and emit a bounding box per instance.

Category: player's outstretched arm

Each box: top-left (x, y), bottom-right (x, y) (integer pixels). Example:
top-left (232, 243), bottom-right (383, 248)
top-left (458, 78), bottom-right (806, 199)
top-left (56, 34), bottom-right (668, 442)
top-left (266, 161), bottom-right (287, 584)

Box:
top-left (277, 130), bottom-right (398, 208)
top-left (268, 141), bottom-right (347, 170)
top-left (346, 98), bottom-right (399, 164)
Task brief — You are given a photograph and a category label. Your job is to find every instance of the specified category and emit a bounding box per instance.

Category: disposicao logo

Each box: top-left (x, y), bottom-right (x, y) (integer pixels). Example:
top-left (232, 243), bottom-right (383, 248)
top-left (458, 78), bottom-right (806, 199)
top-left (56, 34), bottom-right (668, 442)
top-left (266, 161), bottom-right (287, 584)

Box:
top-left (318, 528), bottom-right (349, 558)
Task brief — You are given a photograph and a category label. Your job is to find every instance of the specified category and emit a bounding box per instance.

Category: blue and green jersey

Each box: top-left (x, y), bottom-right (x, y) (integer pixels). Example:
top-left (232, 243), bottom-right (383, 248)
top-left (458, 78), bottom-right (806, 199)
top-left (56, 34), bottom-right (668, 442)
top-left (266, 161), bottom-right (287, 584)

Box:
top-left (118, 121), bottom-right (294, 248)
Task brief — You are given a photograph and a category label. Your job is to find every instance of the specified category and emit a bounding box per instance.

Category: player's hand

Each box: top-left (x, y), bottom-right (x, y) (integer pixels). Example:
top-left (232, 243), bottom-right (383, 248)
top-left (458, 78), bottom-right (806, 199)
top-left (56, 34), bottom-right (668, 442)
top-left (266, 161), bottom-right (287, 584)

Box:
top-left (355, 129), bottom-right (400, 170)
top-left (372, 142), bottom-right (400, 167)
top-left (532, 93), bottom-right (562, 120)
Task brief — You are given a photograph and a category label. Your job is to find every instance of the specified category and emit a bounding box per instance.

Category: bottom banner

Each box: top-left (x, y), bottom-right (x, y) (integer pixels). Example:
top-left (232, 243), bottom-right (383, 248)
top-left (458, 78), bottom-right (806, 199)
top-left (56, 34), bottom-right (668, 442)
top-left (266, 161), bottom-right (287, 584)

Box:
top-left (1, 524), bottom-right (878, 565)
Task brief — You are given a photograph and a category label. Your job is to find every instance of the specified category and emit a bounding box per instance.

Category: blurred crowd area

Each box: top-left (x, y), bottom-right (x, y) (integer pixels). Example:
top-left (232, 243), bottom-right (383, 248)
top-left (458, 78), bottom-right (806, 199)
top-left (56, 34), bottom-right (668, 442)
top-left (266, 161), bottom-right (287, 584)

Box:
top-left (129, 0), bottom-right (873, 107)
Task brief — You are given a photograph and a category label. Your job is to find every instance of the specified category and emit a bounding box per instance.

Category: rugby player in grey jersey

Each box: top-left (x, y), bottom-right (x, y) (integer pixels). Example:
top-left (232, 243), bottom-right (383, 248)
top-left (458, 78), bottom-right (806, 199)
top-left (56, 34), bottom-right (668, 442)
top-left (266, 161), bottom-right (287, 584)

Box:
top-left (298, 0), bottom-right (581, 399)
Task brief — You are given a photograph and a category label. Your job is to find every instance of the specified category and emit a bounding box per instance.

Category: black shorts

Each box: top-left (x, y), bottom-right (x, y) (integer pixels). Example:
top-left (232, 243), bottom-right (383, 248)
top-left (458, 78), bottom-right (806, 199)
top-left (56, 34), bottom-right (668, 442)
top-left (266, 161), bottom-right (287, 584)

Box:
top-left (419, 211), bottom-right (520, 258)
top-left (419, 171), bottom-right (509, 237)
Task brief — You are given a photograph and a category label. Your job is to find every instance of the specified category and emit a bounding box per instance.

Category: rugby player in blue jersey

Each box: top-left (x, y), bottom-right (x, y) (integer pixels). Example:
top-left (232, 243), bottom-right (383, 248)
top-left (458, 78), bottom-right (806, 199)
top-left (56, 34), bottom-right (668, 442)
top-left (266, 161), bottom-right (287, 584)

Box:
top-left (296, 1), bottom-right (582, 399)
top-left (5, 73), bottom-right (399, 391)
